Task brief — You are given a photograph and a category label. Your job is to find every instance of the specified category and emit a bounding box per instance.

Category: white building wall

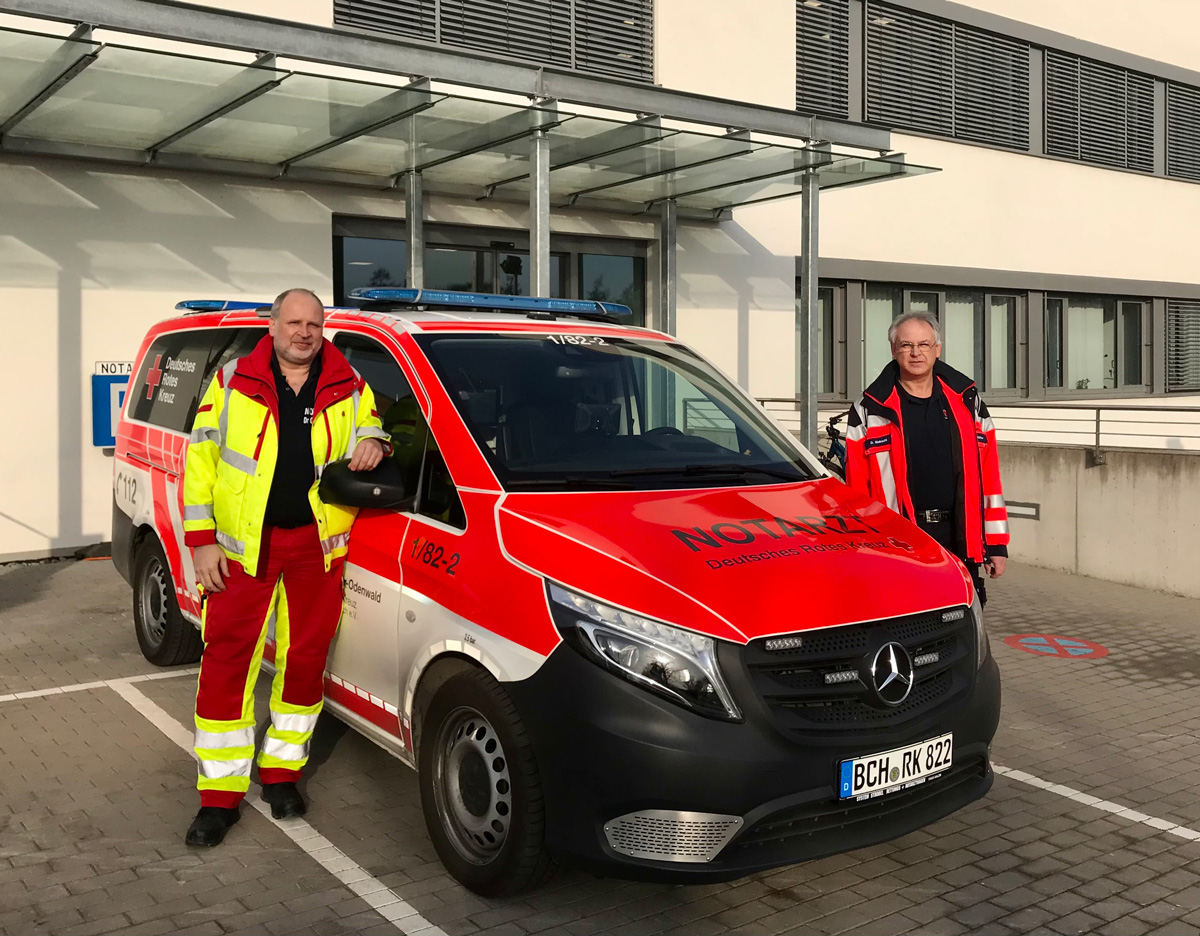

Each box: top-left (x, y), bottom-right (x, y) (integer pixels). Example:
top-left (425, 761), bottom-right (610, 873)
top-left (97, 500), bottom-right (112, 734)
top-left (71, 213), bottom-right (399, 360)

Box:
top-left (656, 0), bottom-right (800, 398)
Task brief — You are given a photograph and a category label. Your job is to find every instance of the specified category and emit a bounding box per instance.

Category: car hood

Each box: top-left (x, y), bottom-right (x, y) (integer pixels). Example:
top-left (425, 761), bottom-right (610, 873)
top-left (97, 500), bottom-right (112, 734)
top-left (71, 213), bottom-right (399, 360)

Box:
top-left (497, 479), bottom-right (972, 644)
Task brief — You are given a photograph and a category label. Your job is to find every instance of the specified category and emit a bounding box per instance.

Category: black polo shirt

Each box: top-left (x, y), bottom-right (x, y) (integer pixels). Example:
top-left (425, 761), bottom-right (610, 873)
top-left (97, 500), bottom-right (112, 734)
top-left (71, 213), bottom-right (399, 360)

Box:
top-left (264, 353), bottom-right (321, 529)
top-left (898, 381), bottom-right (956, 513)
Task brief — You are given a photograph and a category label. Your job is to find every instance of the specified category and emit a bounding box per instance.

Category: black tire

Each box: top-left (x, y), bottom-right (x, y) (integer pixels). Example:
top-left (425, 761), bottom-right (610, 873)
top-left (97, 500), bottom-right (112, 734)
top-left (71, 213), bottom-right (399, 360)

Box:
top-left (417, 667), bottom-right (553, 897)
top-left (133, 536), bottom-right (202, 666)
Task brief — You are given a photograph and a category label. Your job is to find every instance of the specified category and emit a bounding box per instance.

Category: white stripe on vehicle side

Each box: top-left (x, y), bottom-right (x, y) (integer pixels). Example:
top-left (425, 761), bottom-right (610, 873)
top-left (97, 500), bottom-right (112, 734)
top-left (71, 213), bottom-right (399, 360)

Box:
top-left (494, 494), bottom-right (747, 643)
top-left (397, 579), bottom-right (548, 732)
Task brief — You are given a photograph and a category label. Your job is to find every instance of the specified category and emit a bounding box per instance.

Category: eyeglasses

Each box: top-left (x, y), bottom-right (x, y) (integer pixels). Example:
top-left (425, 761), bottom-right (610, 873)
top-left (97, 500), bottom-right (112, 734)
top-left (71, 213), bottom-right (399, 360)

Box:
top-left (894, 341), bottom-right (937, 354)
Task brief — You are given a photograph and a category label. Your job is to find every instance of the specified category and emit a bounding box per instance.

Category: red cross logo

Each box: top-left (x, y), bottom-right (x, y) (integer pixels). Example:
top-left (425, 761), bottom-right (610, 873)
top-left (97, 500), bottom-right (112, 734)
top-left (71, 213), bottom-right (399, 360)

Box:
top-left (145, 354), bottom-right (163, 400)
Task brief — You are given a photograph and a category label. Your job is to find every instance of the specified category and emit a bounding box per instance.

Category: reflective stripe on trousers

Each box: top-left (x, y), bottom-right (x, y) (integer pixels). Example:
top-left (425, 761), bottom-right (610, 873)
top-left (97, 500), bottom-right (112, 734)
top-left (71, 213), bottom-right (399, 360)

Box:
top-left (193, 525), bottom-right (343, 807)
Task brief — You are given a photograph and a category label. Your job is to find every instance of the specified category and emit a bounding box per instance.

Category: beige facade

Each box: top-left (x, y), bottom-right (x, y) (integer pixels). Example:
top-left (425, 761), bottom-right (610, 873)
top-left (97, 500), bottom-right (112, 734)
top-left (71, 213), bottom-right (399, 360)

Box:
top-left (1, 0), bottom-right (1199, 558)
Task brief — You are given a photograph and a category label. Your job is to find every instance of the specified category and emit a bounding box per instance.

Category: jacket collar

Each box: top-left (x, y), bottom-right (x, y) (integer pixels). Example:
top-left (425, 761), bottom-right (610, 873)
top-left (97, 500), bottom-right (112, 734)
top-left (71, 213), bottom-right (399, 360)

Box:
top-left (238, 335), bottom-right (355, 393)
top-left (864, 358), bottom-right (974, 411)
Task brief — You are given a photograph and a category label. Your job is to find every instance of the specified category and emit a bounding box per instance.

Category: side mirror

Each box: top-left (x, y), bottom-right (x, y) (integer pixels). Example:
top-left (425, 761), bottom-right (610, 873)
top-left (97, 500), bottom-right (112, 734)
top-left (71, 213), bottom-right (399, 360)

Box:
top-left (319, 458), bottom-right (412, 511)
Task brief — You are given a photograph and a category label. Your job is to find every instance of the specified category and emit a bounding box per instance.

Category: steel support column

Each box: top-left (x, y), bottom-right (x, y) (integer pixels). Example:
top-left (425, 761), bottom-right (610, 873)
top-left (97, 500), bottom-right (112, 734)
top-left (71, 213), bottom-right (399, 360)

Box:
top-left (659, 198), bottom-right (677, 335)
top-left (529, 127), bottom-right (550, 297)
top-left (798, 167), bottom-right (820, 453)
top-left (405, 170), bottom-right (424, 289)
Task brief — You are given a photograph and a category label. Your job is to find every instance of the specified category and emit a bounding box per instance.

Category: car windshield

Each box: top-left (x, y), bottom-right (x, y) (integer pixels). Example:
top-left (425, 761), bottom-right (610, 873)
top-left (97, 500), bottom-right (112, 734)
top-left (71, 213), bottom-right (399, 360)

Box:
top-left (414, 332), bottom-right (818, 491)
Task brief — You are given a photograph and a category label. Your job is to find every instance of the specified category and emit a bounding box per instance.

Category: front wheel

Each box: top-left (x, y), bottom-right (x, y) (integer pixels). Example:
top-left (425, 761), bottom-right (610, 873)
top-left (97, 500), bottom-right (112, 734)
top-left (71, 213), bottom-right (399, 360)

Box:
top-left (133, 536), bottom-right (202, 666)
top-left (418, 667), bottom-right (552, 896)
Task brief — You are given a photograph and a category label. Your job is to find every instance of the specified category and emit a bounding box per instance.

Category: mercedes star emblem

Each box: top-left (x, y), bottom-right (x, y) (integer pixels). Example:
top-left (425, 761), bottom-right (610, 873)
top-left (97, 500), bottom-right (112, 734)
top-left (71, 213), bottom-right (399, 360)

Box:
top-left (871, 641), bottom-right (915, 706)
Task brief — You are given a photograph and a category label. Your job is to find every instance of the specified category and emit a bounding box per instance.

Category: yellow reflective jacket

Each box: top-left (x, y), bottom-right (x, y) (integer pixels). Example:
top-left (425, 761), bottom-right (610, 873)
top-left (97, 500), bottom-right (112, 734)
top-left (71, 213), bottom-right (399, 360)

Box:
top-left (183, 335), bottom-right (388, 576)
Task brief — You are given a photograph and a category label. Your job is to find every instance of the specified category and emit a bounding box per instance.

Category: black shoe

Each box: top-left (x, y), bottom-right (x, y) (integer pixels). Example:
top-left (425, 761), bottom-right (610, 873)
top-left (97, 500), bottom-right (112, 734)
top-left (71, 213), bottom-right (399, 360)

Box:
top-left (262, 782), bottom-right (307, 819)
top-left (185, 806), bottom-right (240, 847)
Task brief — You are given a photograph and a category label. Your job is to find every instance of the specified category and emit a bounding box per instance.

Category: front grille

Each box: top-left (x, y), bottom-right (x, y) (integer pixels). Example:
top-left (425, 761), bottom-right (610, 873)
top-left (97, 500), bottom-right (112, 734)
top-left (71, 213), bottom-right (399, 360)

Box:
top-left (728, 754), bottom-right (988, 855)
top-left (744, 608), bottom-right (974, 736)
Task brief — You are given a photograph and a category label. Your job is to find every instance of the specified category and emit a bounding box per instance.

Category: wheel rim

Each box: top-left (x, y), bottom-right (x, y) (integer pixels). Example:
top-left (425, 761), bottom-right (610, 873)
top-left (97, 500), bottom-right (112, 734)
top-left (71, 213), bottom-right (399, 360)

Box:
top-left (138, 555), bottom-right (169, 649)
top-left (431, 706), bottom-right (513, 865)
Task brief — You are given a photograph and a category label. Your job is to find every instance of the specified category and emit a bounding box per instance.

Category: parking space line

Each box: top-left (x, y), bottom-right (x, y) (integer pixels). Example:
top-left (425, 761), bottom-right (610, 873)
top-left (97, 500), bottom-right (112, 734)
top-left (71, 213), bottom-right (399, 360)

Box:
top-left (995, 763), bottom-right (1200, 842)
top-left (0, 667), bottom-right (199, 703)
top-left (108, 677), bottom-right (447, 936)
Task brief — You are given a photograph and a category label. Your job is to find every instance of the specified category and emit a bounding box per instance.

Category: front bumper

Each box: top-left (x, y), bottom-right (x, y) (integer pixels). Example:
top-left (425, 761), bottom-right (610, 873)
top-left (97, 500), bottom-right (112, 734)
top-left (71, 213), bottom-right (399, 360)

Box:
top-left (504, 641), bottom-right (1000, 883)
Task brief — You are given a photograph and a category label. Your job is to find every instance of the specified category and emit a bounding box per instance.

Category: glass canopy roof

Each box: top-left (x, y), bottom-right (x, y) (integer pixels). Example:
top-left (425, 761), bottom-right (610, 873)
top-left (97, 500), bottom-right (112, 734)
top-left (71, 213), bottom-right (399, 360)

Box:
top-left (0, 23), bottom-right (937, 216)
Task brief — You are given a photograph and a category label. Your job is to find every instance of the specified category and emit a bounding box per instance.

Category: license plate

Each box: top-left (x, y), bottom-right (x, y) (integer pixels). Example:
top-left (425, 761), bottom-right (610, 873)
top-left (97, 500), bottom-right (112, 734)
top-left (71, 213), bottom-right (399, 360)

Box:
top-left (838, 733), bottom-right (953, 800)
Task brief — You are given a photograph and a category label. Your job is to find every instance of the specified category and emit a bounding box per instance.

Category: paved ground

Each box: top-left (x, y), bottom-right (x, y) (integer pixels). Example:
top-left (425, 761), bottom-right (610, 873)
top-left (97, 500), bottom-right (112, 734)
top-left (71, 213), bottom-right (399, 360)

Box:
top-left (4, 558), bottom-right (1200, 935)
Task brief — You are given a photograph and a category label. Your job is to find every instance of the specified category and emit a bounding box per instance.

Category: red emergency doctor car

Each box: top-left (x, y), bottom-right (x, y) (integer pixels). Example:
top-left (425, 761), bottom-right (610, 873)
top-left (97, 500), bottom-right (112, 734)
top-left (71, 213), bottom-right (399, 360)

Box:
top-left (114, 288), bottom-right (1000, 896)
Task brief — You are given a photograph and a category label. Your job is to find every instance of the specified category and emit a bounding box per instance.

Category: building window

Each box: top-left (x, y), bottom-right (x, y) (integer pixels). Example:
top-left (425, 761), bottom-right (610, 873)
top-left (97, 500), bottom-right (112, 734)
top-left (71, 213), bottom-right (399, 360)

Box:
top-left (865, 1), bottom-right (1029, 150)
top-left (580, 254), bottom-right (646, 324)
top-left (333, 0), bottom-right (654, 83)
top-left (795, 285), bottom-right (835, 396)
top-left (1166, 300), bottom-right (1200, 392)
top-left (796, 0), bottom-right (850, 119)
top-left (1045, 295), bottom-right (1146, 392)
top-left (863, 285), bottom-right (903, 380)
top-left (334, 223), bottom-right (647, 325)
top-left (862, 285), bottom-right (1020, 392)
top-left (1045, 50), bottom-right (1154, 173)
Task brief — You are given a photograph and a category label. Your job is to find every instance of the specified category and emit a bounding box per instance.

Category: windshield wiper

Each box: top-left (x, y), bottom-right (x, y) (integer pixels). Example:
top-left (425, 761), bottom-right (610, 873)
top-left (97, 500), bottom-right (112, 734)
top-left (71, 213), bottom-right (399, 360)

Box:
top-left (505, 475), bottom-right (634, 489)
top-left (607, 463), bottom-right (807, 482)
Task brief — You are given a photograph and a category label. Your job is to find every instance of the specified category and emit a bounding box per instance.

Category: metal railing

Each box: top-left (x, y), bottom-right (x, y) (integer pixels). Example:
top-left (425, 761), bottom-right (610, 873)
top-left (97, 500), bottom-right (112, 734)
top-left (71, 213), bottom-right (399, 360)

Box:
top-left (756, 398), bottom-right (1200, 458)
top-left (986, 404), bottom-right (1200, 457)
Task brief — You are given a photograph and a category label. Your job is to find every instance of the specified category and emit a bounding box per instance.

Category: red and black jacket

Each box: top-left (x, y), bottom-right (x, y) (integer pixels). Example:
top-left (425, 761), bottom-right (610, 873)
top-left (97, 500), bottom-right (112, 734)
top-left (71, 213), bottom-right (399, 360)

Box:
top-left (845, 359), bottom-right (1009, 564)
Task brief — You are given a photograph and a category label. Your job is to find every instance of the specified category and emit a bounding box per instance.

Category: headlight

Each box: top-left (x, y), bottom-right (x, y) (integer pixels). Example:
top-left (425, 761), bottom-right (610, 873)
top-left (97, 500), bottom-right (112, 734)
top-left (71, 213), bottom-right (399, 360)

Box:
top-left (971, 591), bottom-right (989, 669)
top-left (547, 583), bottom-right (741, 721)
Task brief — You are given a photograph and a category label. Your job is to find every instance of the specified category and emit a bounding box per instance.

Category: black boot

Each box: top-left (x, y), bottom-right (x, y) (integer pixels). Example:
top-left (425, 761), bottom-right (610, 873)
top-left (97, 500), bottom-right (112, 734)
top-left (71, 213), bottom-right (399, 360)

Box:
top-left (185, 806), bottom-right (240, 847)
top-left (262, 782), bottom-right (307, 819)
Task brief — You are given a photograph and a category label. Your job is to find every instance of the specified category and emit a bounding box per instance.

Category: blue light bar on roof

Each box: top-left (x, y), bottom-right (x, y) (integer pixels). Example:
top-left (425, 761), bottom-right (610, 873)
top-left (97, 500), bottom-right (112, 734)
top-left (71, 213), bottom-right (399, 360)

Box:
top-left (175, 299), bottom-right (271, 312)
top-left (349, 287), bottom-right (633, 318)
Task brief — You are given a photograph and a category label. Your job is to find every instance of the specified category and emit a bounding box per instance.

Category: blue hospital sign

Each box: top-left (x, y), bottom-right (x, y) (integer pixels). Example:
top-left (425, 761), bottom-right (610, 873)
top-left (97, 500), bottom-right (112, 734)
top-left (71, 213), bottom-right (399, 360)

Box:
top-left (92, 361), bottom-right (133, 447)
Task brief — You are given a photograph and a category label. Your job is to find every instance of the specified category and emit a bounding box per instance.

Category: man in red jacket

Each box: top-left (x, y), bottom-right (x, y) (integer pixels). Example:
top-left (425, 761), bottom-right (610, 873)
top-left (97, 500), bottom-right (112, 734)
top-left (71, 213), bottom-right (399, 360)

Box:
top-left (845, 312), bottom-right (1009, 602)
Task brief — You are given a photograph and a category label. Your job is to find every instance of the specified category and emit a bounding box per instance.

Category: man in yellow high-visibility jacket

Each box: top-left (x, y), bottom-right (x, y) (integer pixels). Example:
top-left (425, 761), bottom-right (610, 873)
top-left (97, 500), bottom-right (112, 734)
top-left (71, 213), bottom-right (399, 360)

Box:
top-left (182, 287), bottom-right (388, 846)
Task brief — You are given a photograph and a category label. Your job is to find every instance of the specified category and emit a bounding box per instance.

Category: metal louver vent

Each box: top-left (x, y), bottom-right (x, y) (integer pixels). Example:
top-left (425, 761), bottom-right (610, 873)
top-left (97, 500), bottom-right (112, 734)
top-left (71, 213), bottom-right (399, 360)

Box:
top-left (334, 0), bottom-right (654, 82)
top-left (575, 0), bottom-right (654, 82)
top-left (440, 0), bottom-right (571, 65)
top-left (334, 0), bottom-right (436, 40)
top-left (1167, 84), bottom-right (1200, 181)
top-left (865, 2), bottom-right (1028, 149)
top-left (1045, 49), bottom-right (1154, 172)
top-left (866, 1), bottom-right (953, 136)
top-left (952, 27), bottom-right (1029, 148)
top-left (1167, 300), bottom-right (1200, 392)
top-left (796, 0), bottom-right (849, 119)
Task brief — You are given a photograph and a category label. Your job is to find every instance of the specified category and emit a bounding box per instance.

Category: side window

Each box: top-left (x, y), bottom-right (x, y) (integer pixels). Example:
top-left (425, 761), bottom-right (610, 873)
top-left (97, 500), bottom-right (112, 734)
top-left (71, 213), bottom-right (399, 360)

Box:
top-left (420, 433), bottom-right (466, 530)
top-left (129, 330), bottom-right (216, 432)
top-left (204, 328), bottom-right (266, 391)
top-left (333, 331), bottom-right (464, 530)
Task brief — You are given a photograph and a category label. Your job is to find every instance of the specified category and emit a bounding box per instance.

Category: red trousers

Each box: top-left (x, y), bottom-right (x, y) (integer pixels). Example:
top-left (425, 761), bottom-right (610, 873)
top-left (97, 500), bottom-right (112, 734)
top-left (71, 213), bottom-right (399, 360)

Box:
top-left (194, 525), bottom-right (343, 807)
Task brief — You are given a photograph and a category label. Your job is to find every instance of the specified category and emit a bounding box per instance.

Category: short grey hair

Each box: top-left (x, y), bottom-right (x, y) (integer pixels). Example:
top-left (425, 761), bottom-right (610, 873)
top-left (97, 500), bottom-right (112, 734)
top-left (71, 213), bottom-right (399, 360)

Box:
top-left (271, 288), bottom-right (324, 320)
top-left (888, 311), bottom-right (943, 346)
